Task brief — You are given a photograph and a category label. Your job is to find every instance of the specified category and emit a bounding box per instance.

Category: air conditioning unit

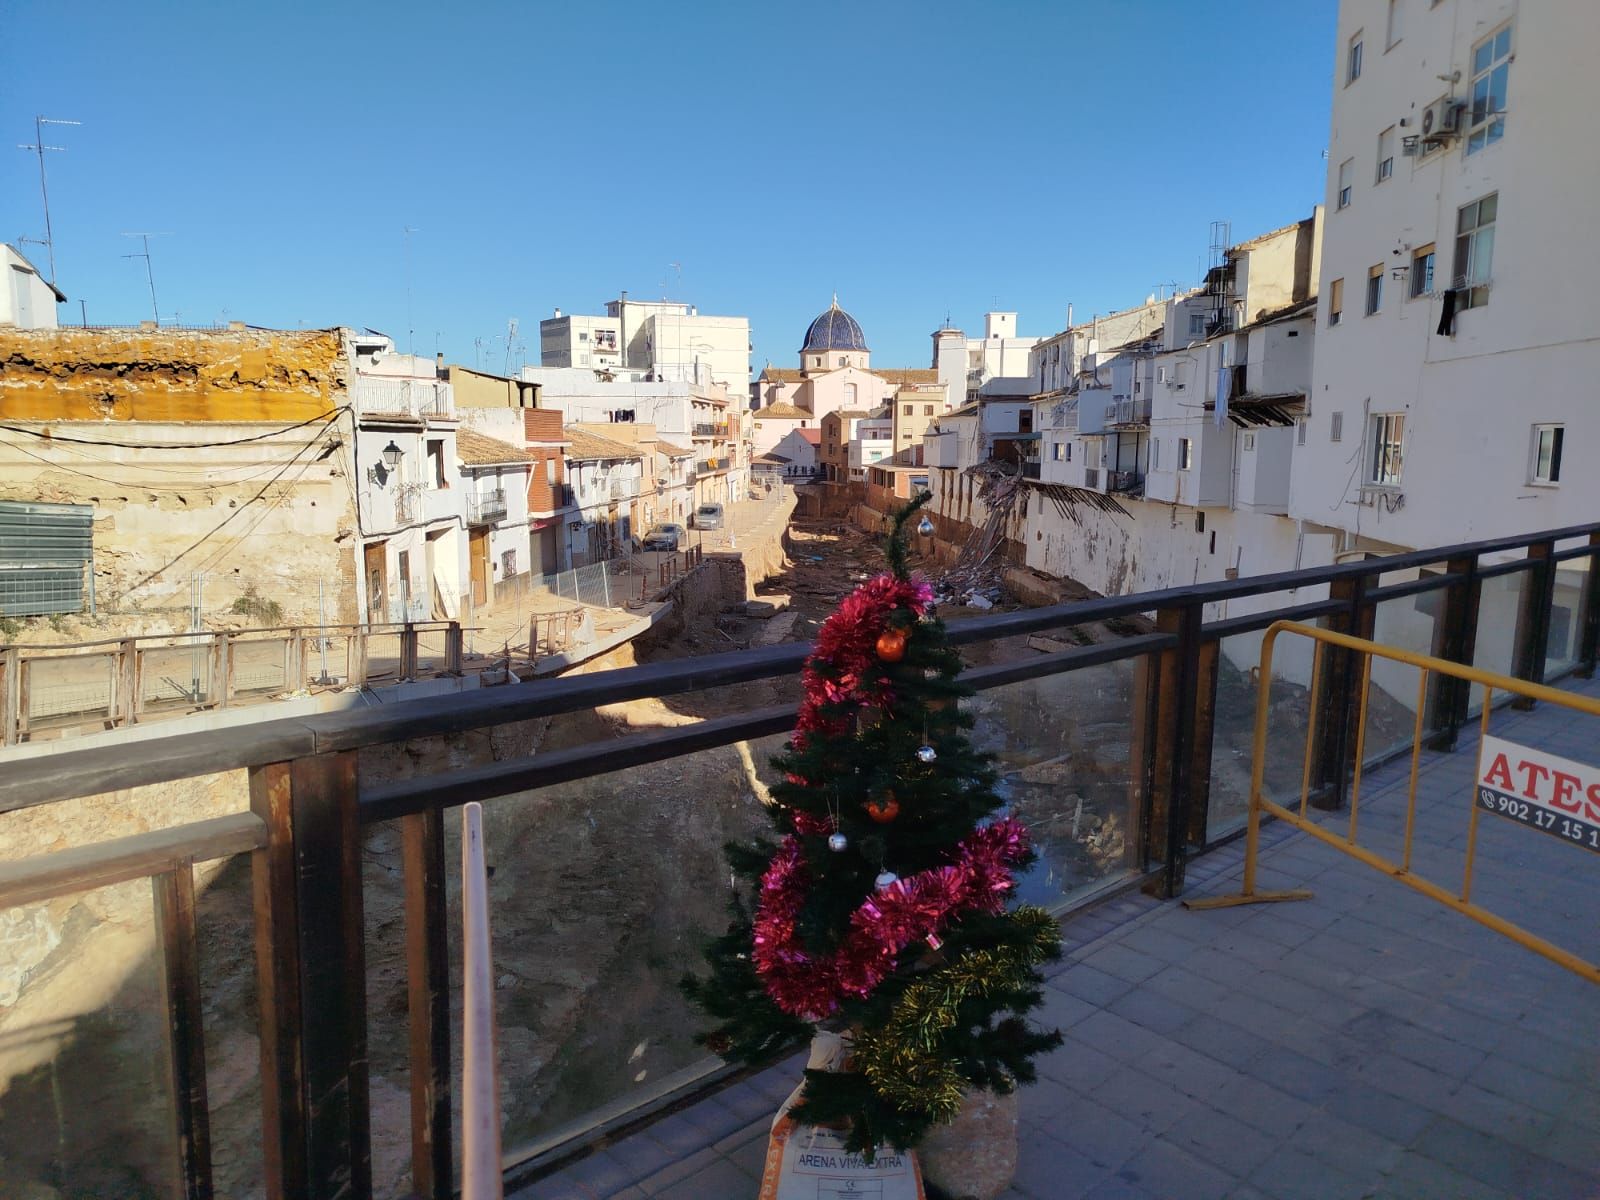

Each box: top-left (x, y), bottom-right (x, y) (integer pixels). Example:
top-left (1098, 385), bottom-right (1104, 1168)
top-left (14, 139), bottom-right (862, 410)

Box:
top-left (1420, 97), bottom-right (1463, 143)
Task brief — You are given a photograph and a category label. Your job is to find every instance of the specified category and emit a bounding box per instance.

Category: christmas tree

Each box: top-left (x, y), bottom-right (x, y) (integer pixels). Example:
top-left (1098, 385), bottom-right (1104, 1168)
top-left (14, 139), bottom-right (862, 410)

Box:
top-left (684, 492), bottom-right (1063, 1155)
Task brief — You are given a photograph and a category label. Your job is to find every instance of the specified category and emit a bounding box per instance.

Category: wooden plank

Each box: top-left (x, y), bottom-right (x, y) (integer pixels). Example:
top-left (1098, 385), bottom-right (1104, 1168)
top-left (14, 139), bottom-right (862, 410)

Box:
top-left (400, 624), bottom-right (419, 682)
top-left (154, 867), bottom-right (215, 1200)
top-left (250, 761), bottom-right (307, 1200)
top-left (402, 809), bottom-right (453, 1200)
top-left (290, 750), bottom-right (371, 1200)
top-left (0, 812), bottom-right (265, 909)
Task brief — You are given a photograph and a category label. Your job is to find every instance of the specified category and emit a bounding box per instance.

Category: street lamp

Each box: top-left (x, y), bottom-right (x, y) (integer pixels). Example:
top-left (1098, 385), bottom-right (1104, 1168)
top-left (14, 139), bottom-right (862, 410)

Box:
top-left (382, 441), bottom-right (404, 469)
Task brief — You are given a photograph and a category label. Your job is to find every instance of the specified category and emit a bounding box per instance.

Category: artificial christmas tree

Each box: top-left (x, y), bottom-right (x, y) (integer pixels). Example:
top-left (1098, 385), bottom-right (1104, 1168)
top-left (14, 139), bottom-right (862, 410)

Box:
top-left (684, 493), bottom-right (1063, 1186)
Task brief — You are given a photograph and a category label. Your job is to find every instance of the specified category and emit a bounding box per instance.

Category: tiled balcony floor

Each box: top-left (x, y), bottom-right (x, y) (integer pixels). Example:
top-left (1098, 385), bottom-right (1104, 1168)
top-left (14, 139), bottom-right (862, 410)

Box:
top-left (523, 682), bottom-right (1600, 1199)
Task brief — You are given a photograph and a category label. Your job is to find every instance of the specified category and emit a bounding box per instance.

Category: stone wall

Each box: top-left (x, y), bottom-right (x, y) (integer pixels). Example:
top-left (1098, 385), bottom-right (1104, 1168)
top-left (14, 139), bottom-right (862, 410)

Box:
top-left (0, 327), bottom-right (360, 623)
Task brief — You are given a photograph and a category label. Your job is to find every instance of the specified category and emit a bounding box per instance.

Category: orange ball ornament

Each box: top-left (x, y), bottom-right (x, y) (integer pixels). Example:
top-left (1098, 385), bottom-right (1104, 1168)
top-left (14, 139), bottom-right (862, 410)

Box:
top-left (865, 793), bottom-right (900, 823)
top-left (875, 629), bottom-right (907, 663)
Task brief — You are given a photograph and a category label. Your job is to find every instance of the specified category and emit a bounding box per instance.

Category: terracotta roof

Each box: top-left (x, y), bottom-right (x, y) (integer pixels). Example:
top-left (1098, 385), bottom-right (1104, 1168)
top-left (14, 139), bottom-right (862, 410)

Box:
top-left (755, 452), bottom-right (792, 464)
top-left (755, 401), bottom-right (811, 419)
top-left (876, 368), bottom-right (939, 385)
top-left (795, 428), bottom-right (822, 445)
top-left (760, 367), bottom-right (805, 383)
top-left (456, 428), bottom-right (538, 466)
top-left (566, 428), bottom-right (643, 461)
top-left (655, 440), bottom-right (693, 457)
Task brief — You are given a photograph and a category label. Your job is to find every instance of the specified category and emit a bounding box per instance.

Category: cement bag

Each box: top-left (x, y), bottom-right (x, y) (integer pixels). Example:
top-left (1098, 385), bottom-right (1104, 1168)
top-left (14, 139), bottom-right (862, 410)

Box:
top-left (757, 1031), bottom-right (925, 1200)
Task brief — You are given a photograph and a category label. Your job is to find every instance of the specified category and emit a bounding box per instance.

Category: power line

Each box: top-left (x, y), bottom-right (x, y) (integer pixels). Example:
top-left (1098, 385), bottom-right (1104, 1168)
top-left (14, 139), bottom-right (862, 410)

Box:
top-left (0, 407), bottom-right (347, 449)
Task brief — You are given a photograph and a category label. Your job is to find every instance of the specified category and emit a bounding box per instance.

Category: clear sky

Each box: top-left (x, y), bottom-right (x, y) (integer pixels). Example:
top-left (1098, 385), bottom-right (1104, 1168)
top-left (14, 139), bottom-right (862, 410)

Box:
top-left (6, 0), bottom-right (1338, 376)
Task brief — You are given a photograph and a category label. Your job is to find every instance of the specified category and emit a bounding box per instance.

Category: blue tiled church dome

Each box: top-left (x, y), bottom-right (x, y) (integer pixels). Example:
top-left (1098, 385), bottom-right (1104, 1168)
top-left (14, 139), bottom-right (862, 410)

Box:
top-left (801, 300), bottom-right (868, 353)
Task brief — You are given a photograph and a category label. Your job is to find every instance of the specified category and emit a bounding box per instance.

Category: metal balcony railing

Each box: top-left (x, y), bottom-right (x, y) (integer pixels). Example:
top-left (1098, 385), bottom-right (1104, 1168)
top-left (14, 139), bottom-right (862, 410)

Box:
top-left (352, 377), bottom-right (455, 422)
top-left (467, 488), bottom-right (507, 525)
top-left (1110, 397), bottom-right (1152, 427)
top-left (1109, 469), bottom-right (1145, 494)
top-left (1084, 468), bottom-right (1101, 490)
top-left (9, 518), bottom-right (1600, 1200)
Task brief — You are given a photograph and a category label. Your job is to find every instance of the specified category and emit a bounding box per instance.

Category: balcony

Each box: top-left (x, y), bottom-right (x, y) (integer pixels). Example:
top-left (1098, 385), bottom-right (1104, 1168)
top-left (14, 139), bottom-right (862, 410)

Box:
top-left (691, 423), bottom-right (728, 439)
top-left (4, 521), bottom-right (1594, 1200)
top-left (1108, 469), bottom-right (1144, 494)
top-left (1109, 397), bottom-right (1151, 427)
top-left (610, 478), bottom-right (640, 501)
top-left (352, 377), bottom-right (455, 423)
top-left (696, 458), bottom-right (727, 476)
top-left (1020, 460), bottom-right (1041, 480)
top-left (466, 487), bottom-right (507, 525)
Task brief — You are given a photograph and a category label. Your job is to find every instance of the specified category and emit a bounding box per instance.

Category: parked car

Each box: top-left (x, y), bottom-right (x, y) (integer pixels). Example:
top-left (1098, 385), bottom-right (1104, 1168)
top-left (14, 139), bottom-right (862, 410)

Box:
top-left (693, 503), bottom-right (724, 531)
top-left (640, 523), bottom-right (685, 551)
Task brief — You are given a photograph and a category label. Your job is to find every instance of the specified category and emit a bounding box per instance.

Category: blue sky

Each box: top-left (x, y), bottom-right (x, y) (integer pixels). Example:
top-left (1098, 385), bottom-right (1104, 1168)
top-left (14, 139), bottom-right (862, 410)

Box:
top-left (6, 0), bottom-right (1337, 375)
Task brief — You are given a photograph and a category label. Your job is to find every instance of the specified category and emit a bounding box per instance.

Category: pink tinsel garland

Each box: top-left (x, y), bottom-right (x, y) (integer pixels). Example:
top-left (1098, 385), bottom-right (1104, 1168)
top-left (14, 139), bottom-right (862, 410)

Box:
top-left (753, 817), bottom-right (1031, 1020)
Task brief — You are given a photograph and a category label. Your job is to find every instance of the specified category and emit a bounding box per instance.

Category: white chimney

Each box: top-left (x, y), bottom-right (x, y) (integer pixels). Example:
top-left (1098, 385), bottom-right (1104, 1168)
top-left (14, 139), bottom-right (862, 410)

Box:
top-left (553, 307), bottom-right (562, 318)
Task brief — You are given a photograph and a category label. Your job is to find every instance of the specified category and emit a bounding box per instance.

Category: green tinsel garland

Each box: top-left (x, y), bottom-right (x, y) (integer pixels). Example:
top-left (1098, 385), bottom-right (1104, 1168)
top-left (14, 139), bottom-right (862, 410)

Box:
top-left (852, 907), bottom-right (1061, 1119)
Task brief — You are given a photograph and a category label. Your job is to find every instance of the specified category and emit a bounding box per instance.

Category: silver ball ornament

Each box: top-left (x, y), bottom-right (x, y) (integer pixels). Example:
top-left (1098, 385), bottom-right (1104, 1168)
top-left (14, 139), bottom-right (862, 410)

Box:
top-left (828, 832), bottom-right (849, 852)
top-left (916, 744), bottom-right (938, 764)
top-left (917, 515), bottom-right (936, 537)
top-left (875, 871), bottom-right (899, 891)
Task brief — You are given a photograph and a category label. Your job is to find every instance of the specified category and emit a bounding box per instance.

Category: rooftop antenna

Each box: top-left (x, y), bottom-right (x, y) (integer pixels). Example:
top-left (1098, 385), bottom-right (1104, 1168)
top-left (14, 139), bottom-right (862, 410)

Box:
top-left (664, 261), bottom-right (682, 299)
top-left (403, 226), bottom-right (418, 359)
top-left (121, 232), bottom-right (169, 324)
top-left (17, 115), bottom-right (79, 287)
top-left (502, 317), bottom-right (519, 376)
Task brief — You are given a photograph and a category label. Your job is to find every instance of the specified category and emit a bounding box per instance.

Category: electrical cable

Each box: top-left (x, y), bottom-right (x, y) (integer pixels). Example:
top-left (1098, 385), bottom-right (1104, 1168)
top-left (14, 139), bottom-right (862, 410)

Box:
top-left (121, 411), bottom-right (345, 594)
top-left (0, 436), bottom-right (338, 491)
top-left (0, 406), bottom-right (348, 450)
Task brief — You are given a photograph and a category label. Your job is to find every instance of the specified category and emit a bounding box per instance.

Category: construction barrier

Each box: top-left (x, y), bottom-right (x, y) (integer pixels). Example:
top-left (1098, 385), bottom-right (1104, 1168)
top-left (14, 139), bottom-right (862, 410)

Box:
top-left (1186, 620), bottom-right (1600, 987)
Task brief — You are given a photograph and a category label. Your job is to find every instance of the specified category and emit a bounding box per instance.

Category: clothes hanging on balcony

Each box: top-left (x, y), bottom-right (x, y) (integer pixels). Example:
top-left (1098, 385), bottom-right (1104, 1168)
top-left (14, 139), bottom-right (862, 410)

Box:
top-left (1436, 288), bottom-right (1459, 336)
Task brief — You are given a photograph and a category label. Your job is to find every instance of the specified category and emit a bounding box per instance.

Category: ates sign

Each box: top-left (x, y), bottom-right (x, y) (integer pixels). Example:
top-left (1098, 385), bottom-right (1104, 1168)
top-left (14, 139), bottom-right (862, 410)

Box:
top-left (1476, 734), bottom-right (1600, 854)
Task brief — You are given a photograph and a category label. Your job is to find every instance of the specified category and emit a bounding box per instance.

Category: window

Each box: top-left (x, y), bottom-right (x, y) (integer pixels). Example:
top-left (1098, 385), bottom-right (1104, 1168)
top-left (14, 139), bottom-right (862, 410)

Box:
top-left (1385, 0), bottom-right (1404, 49)
top-left (1297, 419), bottom-right (1308, 447)
top-left (1157, 365), bottom-right (1168, 383)
top-left (546, 458), bottom-right (557, 484)
top-left (1188, 312), bottom-right (1207, 339)
top-left (1347, 32), bottom-right (1363, 84)
top-left (1337, 159), bottom-right (1353, 209)
top-left (1376, 127), bottom-right (1395, 182)
top-left (1531, 424), bottom-right (1564, 485)
top-left (502, 549), bottom-right (517, 577)
top-left (1366, 264), bottom-right (1384, 316)
top-left (903, 405), bottom-right (913, 416)
top-left (1410, 243), bottom-right (1435, 298)
top-left (924, 405), bottom-right (934, 415)
top-left (1454, 193), bottom-right (1496, 309)
top-left (844, 383), bottom-right (857, 404)
top-left (1467, 25), bottom-right (1511, 155)
top-left (1242, 432), bottom-right (1256, 451)
top-left (1367, 413), bottom-right (1405, 486)
top-left (1052, 442), bottom-right (1065, 462)
top-left (1179, 438), bottom-right (1193, 470)
top-left (838, 356), bottom-right (847, 367)
top-left (1329, 278), bottom-right (1344, 326)
top-left (427, 439), bottom-right (446, 488)
top-left (578, 331), bottom-right (589, 341)
top-left (1331, 412), bottom-right (1344, 443)
top-left (1151, 439), bottom-right (1159, 469)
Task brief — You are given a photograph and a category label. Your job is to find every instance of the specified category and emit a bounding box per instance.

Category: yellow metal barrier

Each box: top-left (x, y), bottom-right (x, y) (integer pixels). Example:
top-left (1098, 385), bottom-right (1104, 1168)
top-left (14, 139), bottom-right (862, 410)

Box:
top-left (1186, 620), bottom-right (1600, 987)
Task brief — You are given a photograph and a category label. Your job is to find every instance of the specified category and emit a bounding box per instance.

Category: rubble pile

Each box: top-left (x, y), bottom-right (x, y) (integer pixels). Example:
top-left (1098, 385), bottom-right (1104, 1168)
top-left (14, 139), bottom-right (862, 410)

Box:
top-left (933, 465), bottom-right (1024, 608)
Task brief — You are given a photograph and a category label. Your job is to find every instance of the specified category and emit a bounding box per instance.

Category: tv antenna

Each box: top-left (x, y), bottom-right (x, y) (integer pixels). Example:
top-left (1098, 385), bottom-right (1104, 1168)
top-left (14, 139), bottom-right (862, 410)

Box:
top-left (403, 226), bottom-right (419, 359)
top-left (17, 115), bottom-right (80, 287)
top-left (502, 317), bottom-right (520, 375)
top-left (121, 232), bottom-right (170, 323)
top-left (664, 261), bottom-right (682, 298)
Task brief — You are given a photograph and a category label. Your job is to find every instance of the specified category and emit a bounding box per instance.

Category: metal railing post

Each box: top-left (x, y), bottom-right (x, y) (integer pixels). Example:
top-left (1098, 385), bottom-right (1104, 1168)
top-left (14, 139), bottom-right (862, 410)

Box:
top-left (402, 808), bottom-right (452, 1200)
top-left (1137, 601), bottom-right (1204, 898)
top-left (1, 646), bottom-right (18, 746)
top-left (153, 865), bottom-right (215, 1199)
top-left (1579, 531), bottom-right (1600, 679)
top-left (249, 752), bottom-right (370, 1200)
top-left (1511, 539), bottom-right (1557, 707)
top-left (1312, 573), bottom-right (1375, 809)
top-left (1430, 554), bottom-right (1482, 748)
top-left (445, 622), bottom-right (464, 675)
top-left (400, 623), bottom-right (419, 682)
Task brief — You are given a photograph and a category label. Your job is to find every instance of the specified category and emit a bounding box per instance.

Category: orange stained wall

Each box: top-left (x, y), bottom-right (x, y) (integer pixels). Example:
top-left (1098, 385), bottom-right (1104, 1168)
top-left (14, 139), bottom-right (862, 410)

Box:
top-left (0, 327), bottom-right (348, 423)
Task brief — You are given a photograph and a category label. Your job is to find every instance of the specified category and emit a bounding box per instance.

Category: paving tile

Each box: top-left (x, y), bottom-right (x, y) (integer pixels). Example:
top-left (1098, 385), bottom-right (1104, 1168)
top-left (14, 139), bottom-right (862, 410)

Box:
top-left (1113, 986), bottom-right (1201, 1036)
top-left (1035, 1093), bottom-right (1149, 1173)
top-left (1409, 1114), bottom-right (1577, 1195)
top-left (1133, 1039), bottom-right (1246, 1103)
top-left (650, 1154), bottom-right (757, 1199)
top-left (1247, 1143), bottom-right (1372, 1200)
top-left (1036, 1036), bottom-right (1122, 1092)
top-left (1378, 1151), bottom-right (1517, 1200)
top-left (1067, 1010), bottom-right (1169, 1066)
top-left (1079, 1177), bottom-right (1159, 1200)
top-left (1009, 1129), bottom-right (1112, 1199)
top-left (1289, 1110), bottom-right (1406, 1177)
top-left (1084, 1067), bottom-right (1198, 1134)
top-left (631, 1145), bottom-right (721, 1196)
top-left (1158, 1106), bottom-right (1279, 1178)
top-left (1111, 1136), bottom-right (1239, 1200)
top-left (1079, 942), bottom-right (1169, 985)
top-left (1055, 961), bottom-right (1138, 1007)
top-left (1033, 978), bottom-right (1100, 1032)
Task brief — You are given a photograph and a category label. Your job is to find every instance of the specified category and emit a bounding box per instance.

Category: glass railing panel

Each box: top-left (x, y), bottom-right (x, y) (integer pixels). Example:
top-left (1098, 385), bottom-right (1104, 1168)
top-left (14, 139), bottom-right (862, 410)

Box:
top-left (965, 658), bottom-right (1143, 908)
top-left (0, 876), bottom-right (182, 1198)
top-left (1545, 553), bottom-right (1589, 682)
top-left (1207, 621), bottom-right (1328, 839)
top-left (1470, 567), bottom-right (1525, 716)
